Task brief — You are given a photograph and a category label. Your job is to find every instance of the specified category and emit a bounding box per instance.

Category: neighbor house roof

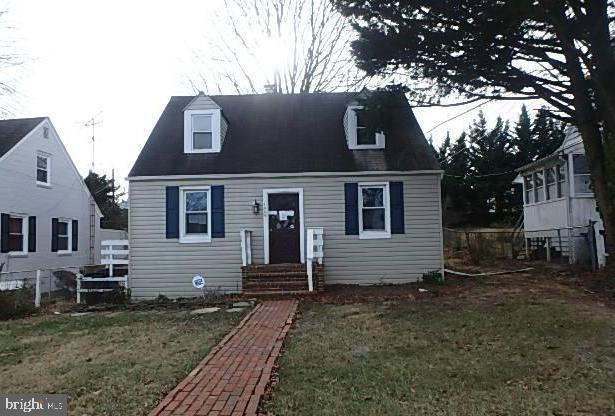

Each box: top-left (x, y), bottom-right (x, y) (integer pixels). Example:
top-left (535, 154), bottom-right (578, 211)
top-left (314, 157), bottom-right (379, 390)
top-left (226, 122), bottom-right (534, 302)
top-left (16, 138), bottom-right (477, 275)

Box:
top-left (0, 117), bottom-right (46, 159)
top-left (129, 92), bottom-right (439, 177)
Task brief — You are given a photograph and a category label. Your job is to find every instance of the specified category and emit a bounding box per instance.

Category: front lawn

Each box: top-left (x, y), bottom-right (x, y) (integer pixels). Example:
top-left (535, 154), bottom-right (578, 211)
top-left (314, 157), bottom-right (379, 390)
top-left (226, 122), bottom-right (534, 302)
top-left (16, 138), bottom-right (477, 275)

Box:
top-left (266, 276), bottom-right (615, 415)
top-left (0, 308), bottom-right (244, 415)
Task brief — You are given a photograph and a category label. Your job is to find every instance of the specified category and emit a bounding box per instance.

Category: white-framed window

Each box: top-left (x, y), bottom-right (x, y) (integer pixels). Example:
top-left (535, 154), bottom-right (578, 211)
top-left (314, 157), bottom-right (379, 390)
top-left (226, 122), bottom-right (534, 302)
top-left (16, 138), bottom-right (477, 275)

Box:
top-left (573, 154), bottom-right (592, 194)
top-left (183, 109), bottom-right (221, 153)
top-left (545, 167), bottom-right (556, 200)
top-left (179, 186), bottom-right (211, 243)
top-left (524, 175), bottom-right (534, 204)
top-left (557, 163), bottom-right (567, 198)
top-left (57, 218), bottom-right (72, 254)
top-left (8, 214), bottom-right (27, 255)
top-left (358, 182), bottom-right (390, 239)
top-left (346, 106), bottom-right (385, 150)
top-left (534, 171), bottom-right (544, 203)
top-left (36, 153), bottom-right (50, 186)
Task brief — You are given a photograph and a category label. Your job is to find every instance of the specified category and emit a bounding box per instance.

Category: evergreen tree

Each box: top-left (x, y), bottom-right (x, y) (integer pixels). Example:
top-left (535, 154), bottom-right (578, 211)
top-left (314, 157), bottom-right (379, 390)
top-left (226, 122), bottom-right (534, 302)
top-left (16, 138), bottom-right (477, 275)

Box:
top-left (515, 105), bottom-right (535, 167)
top-left (84, 172), bottom-right (128, 230)
top-left (441, 131), bottom-right (471, 225)
top-left (533, 108), bottom-right (566, 159)
top-left (467, 112), bottom-right (517, 224)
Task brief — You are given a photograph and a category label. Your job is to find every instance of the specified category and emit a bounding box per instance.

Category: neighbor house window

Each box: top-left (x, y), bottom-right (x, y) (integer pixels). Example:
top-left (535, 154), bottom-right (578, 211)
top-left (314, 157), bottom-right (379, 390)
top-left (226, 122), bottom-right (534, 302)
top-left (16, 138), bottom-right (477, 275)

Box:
top-left (57, 219), bottom-right (71, 253)
top-left (36, 153), bottom-right (50, 186)
top-left (524, 175), bottom-right (534, 204)
top-left (546, 167), bottom-right (556, 200)
top-left (358, 183), bottom-right (390, 239)
top-left (183, 109), bottom-right (222, 154)
top-left (180, 187), bottom-right (211, 243)
top-left (573, 154), bottom-right (592, 194)
top-left (534, 171), bottom-right (544, 203)
top-left (8, 215), bottom-right (27, 254)
top-left (557, 163), bottom-right (567, 198)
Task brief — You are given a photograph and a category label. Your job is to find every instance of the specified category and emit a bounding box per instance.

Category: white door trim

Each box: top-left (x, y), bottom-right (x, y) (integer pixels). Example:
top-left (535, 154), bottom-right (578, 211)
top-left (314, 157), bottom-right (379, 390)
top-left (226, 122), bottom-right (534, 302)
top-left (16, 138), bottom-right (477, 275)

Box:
top-left (262, 188), bottom-right (305, 264)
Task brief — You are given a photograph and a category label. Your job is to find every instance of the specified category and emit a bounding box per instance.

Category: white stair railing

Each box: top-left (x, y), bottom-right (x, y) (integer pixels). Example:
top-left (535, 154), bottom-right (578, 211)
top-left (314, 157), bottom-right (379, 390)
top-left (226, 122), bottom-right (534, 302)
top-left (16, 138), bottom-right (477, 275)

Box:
top-left (306, 228), bottom-right (324, 292)
top-left (101, 240), bottom-right (129, 277)
top-left (240, 229), bottom-right (253, 267)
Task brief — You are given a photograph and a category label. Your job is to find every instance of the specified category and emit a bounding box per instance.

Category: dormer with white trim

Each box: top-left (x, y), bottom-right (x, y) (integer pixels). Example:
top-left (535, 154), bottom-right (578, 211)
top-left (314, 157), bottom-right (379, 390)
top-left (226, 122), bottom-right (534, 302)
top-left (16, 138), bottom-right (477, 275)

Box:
top-left (183, 92), bottom-right (228, 154)
top-left (344, 104), bottom-right (386, 150)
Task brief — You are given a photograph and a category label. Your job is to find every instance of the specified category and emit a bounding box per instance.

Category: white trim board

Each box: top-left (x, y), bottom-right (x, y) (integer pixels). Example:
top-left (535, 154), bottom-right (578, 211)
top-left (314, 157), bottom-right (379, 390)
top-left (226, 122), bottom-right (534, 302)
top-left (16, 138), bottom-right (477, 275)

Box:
top-left (262, 188), bottom-right (305, 264)
top-left (128, 170), bottom-right (444, 182)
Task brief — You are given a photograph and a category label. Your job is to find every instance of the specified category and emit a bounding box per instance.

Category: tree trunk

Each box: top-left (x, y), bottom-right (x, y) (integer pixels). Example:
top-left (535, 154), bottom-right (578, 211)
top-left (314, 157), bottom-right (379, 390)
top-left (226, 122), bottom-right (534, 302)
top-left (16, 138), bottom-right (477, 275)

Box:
top-left (554, 11), bottom-right (615, 265)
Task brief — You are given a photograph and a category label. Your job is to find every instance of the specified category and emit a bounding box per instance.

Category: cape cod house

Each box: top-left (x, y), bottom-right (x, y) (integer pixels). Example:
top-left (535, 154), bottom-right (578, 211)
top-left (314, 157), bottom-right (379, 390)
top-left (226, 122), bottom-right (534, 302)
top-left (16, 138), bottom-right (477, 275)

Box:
top-left (516, 127), bottom-right (607, 267)
top-left (0, 117), bottom-right (102, 279)
top-left (127, 92), bottom-right (443, 298)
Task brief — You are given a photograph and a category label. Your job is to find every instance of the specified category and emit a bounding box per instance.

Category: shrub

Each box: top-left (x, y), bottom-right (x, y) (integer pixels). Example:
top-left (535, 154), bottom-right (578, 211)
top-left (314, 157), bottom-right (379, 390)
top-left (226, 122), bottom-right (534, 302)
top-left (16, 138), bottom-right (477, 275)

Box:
top-left (422, 270), bottom-right (445, 285)
top-left (53, 270), bottom-right (77, 292)
top-left (0, 287), bottom-right (36, 320)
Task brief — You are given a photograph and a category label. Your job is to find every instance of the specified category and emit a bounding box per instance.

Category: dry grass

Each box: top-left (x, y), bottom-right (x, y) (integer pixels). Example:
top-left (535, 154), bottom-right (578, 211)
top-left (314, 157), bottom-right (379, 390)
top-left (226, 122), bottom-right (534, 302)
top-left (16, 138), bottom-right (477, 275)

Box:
top-left (0, 309), bottom-right (244, 415)
top-left (265, 274), bottom-right (615, 415)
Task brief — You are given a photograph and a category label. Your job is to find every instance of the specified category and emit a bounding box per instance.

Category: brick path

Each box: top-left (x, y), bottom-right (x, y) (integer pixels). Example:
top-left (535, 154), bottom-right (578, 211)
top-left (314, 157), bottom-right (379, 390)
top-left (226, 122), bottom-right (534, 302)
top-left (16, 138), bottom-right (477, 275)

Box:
top-left (149, 300), bottom-right (299, 416)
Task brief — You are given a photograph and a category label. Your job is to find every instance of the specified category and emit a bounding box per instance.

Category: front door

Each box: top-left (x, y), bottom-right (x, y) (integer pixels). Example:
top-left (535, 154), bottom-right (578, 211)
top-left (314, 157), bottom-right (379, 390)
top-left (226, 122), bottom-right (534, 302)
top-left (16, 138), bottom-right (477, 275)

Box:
top-left (267, 192), bottom-right (301, 263)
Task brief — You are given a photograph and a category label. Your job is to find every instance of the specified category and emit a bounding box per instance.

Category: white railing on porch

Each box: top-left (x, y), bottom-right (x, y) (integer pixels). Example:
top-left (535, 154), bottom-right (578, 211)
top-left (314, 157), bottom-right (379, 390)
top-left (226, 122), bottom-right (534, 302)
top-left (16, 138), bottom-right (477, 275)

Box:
top-left (240, 230), bottom-right (253, 267)
top-left (306, 227), bottom-right (324, 292)
top-left (101, 239), bottom-right (129, 277)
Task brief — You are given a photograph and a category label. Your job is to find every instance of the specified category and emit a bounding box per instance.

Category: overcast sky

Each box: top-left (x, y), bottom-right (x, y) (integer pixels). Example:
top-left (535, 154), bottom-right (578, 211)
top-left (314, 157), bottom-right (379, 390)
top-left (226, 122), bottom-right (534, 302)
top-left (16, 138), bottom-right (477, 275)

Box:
top-left (2, 0), bottom-right (538, 192)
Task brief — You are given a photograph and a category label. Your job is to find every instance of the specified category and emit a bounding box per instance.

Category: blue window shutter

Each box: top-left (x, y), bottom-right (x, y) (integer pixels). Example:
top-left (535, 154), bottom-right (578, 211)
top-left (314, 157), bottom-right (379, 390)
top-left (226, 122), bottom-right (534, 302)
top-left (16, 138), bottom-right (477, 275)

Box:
top-left (344, 183), bottom-right (359, 235)
top-left (51, 218), bottom-right (59, 252)
top-left (211, 185), bottom-right (225, 238)
top-left (72, 220), bottom-right (78, 251)
top-left (166, 186), bottom-right (180, 239)
top-left (0, 213), bottom-right (9, 253)
top-left (28, 216), bottom-right (37, 252)
top-left (390, 181), bottom-right (405, 234)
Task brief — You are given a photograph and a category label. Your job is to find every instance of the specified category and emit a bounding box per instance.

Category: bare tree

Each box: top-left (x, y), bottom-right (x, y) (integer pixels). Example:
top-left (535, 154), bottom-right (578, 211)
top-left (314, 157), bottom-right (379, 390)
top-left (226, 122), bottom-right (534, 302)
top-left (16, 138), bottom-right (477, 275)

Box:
top-left (0, 8), bottom-right (20, 114)
top-left (190, 0), bottom-right (369, 94)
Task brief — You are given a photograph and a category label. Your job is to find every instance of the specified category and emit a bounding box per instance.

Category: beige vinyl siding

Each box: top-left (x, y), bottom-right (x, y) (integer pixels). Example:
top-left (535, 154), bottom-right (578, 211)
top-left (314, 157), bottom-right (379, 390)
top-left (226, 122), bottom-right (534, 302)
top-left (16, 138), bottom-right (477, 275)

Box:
top-left (128, 173), bottom-right (442, 299)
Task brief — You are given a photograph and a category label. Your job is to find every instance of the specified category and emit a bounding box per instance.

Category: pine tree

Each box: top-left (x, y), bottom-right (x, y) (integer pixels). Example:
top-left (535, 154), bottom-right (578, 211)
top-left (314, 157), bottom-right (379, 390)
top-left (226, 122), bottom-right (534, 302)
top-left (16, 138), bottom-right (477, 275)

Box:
top-left (467, 112), bottom-right (517, 224)
top-left (515, 105), bottom-right (535, 166)
top-left (533, 108), bottom-right (566, 159)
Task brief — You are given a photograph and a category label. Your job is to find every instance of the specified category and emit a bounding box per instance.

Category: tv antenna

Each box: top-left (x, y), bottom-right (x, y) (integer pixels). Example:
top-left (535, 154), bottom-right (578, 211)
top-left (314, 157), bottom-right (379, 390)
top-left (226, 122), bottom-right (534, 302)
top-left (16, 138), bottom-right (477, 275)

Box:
top-left (84, 114), bottom-right (102, 172)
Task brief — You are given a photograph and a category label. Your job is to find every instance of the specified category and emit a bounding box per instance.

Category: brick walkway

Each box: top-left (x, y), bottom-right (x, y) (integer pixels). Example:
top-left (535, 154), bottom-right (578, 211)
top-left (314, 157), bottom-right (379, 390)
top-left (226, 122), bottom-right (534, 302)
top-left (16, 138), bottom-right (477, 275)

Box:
top-left (149, 300), bottom-right (299, 416)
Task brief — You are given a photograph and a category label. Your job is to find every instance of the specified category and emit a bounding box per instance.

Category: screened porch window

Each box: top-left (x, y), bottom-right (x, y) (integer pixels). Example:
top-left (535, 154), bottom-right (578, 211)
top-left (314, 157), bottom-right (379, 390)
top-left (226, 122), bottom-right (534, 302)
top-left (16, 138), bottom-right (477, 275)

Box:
top-left (573, 154), bottom-right (592, 194)
top-left (546, 167), bottom-right (556, 200)
top-left (557, 163), bottom-right (567, 198)
top-left (534, 171), bottom-right (544, 203)
top-left (524, 175), bottom-right (534, 204)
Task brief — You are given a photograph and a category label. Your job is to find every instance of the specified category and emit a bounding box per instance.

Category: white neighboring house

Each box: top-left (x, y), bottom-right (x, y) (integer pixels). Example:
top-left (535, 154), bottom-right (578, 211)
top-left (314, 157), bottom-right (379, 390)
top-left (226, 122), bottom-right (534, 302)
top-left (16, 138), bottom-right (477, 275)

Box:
top-left (515, 127), bottom-right (606, 267)
top-left (0, 117), bottom-right (102, 277)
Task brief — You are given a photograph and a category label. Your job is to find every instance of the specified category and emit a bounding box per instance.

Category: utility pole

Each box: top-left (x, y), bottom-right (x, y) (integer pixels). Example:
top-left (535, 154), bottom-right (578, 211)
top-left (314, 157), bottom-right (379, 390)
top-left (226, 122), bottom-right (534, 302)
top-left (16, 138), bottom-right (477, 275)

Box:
top-left (111, 168), bottom-right (115, 203)
top-left (85, 115), bottom-right (102, 172)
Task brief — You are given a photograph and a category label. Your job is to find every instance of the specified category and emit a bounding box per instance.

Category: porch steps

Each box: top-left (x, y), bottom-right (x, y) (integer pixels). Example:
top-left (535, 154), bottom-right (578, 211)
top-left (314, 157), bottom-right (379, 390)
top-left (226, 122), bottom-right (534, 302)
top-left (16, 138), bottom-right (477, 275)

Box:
top-left (241, 263), bottom-right (325, 295)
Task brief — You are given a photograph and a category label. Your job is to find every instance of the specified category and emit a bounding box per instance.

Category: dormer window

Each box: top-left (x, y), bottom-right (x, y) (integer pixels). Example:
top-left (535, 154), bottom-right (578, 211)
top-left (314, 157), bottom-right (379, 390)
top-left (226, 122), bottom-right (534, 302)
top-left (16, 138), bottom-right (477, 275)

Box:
top-left (192, 114), bottom-right (212, 150)
top-left (346, 105), bottom-right (385, 150)
top-left (184, 109), bottom-right (221, 154)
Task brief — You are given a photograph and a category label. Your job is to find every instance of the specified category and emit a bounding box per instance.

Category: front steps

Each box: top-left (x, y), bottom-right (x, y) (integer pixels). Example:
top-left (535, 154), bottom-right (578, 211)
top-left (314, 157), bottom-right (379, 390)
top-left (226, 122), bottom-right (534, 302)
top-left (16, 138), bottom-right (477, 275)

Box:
top-left (241, 263), bottom-right (325, 295)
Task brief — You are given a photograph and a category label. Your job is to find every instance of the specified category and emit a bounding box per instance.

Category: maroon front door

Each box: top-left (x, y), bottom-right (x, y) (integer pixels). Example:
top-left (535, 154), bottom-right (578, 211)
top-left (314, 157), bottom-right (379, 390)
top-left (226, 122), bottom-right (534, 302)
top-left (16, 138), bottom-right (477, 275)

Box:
top-left (268, 193), bottom-right (300, 264)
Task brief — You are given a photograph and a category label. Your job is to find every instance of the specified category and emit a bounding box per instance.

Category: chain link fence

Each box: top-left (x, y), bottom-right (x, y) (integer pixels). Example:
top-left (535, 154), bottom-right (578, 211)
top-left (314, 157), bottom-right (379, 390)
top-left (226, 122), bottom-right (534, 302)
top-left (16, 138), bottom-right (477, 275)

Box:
top-left (445, 222), bottom-right (603, 270)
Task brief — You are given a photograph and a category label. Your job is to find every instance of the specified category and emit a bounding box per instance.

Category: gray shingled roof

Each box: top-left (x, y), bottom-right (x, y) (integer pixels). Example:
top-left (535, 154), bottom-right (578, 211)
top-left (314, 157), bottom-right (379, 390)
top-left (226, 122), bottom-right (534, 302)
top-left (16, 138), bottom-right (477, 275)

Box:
top-left (129, 92), bottom-right (439, 177)
top-left (0, 117), bottom-right (46, 159)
